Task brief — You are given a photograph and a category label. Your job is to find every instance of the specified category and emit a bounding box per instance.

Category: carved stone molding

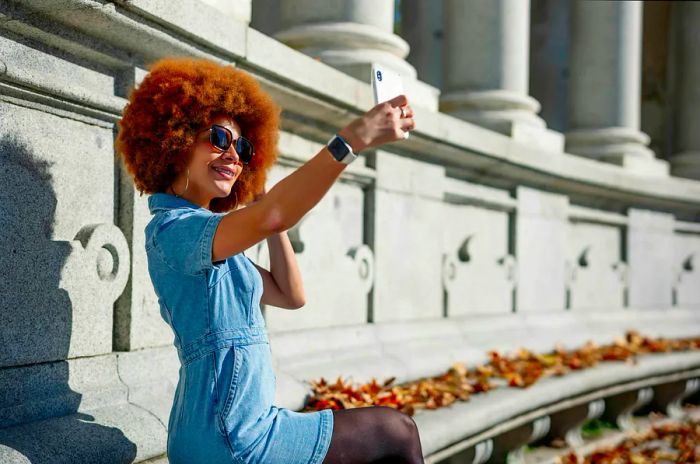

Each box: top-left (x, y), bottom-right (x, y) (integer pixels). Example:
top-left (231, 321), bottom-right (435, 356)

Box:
top-left (71, 223), bottom-right (130, 301)
top-left (602, 387), bottom-right (654, 431)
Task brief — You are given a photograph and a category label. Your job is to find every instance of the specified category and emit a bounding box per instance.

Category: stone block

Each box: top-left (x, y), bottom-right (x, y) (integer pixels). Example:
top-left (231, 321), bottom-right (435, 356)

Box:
top-left (0, 33), bottom-right (116, 106)
top-left (617, 153), bottom-right (670, 177)
top-left (0, 355), bottom-right (125, 428)
top-left (567, 221), bottom-right (625, 310)
top-left (122, 0), bottom-right (247, 57)
top-left (115, 164), bottom-right (173, 351)
top-left (0, 103), bottom-right (127, 366)
top-left (511, 120), bottom-right (565, 153)
top-left (443, 203), bottom-right (514, 315)
top-left (627, 209), bottom-right (674, 309)
top-left (515, 186), bottom-right (568, 312)
top-left (201, 0), bottom-right (251, 24)
top-left (370, 150), bottom-right (446, 322)
top-left (674, 231), bottom-right (700, 308)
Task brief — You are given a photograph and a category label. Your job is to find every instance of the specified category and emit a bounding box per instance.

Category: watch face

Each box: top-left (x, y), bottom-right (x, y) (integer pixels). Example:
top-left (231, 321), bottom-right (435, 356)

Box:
top-left (329, 136), bottom-right (349, 159)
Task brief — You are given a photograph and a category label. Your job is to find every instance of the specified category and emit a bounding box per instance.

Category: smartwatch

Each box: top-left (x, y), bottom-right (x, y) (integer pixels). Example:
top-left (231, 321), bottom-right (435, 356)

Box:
top-left (326, 134), bottom-right (358, 165)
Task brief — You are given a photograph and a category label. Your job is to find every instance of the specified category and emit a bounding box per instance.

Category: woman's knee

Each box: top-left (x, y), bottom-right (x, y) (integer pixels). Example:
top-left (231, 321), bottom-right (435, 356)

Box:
top-left (374, 407), bottom-right (419, 447)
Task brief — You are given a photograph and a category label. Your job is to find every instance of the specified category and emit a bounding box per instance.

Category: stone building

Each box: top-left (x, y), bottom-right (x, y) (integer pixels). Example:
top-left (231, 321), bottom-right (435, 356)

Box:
top-left (1, 0), bottom-right (699, 462)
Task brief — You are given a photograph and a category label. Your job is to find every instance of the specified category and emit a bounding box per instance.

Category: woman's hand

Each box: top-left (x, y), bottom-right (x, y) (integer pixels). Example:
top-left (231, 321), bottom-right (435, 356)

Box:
top-left (338, 94), bottom-right (415, 153)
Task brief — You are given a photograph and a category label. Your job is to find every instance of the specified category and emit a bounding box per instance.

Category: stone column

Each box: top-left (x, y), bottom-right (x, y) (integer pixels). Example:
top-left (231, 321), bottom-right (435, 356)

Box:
top-left (399, 0), bottom-right (444, 89)
top-left (270, 0), bottom-right (438, 110)
top-left (440, 0), bottom-right (563, 152)
top-left (669, 2), bottom-right (700, 180)
top-left (273, 0), bottom-right (414, 80)
top-left (566, 1), bottom-right (668, 176)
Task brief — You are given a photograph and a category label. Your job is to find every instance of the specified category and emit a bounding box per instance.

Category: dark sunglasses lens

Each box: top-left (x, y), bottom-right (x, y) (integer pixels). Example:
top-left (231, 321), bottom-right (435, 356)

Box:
top-left (236, 137), bottom-right (254, 163)
top-left (210, 126), bottom-right (232, 151)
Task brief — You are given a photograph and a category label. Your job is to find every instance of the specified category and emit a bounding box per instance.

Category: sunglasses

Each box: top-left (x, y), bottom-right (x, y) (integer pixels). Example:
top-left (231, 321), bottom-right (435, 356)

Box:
top-left (202, 124), bottom-right (254, 164)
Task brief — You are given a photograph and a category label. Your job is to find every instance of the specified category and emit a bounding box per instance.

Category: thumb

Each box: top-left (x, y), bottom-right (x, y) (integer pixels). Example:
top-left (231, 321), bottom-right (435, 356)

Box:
top-left (386, 93), bottom-right (408, 107)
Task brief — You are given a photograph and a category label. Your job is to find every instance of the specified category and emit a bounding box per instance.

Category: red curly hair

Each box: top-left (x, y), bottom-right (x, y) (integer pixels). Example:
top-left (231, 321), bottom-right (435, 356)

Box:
top-left (115, 56), bottom-right (281, 213)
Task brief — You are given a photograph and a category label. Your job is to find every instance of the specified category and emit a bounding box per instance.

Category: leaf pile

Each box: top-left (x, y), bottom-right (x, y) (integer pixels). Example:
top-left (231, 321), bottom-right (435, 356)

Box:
top-left (301, 330), bottom-right (700, 417)
top-left (558, 417), bottom-right (700, 463)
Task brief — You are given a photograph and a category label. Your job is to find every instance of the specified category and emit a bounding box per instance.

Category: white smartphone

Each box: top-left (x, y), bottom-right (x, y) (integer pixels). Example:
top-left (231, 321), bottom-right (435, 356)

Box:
top-left (371, 64), bottom-right (409, 139)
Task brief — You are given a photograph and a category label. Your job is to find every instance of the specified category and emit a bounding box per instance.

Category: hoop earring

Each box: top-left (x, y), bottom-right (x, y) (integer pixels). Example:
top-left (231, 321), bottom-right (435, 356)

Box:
top-left (171, 168), bottom-right (189, 198)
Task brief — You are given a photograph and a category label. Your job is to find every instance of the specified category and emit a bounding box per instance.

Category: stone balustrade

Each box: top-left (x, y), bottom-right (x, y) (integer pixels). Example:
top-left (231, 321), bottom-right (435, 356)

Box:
top-left (1, 0), bottom-right (699, 462)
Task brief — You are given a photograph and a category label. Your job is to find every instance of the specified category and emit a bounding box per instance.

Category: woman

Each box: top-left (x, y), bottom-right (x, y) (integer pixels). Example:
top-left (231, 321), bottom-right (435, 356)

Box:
top-left (116, 56), bottom-right (422, 464)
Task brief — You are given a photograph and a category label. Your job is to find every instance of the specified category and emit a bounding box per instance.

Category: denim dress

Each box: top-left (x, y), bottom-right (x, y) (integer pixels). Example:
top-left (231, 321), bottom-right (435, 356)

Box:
top-left (145, 192), bottom-right (334, 464)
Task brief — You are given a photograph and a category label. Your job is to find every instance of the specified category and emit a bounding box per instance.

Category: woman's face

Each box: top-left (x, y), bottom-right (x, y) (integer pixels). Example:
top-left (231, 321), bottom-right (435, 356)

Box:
top-left (168, 114), bottom-right (245, 209)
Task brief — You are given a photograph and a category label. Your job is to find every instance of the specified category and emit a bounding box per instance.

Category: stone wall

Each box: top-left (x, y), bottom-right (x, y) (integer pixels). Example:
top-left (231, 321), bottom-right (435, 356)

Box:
top-left (1, 0), bottom-right (699, 462)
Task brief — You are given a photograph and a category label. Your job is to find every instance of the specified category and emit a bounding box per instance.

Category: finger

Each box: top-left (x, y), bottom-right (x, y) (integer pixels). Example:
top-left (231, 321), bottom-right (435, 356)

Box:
top-left (396, 105), bottom-right (413, 120)
top-left (399, 117), bottom-right (415, 132)
top-left (387, 93), bottom-right (408, 108)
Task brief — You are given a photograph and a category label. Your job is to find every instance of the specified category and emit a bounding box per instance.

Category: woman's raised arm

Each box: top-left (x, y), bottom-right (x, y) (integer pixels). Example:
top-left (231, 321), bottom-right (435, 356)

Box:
top-left (211, 94), bottom-right (415, 263)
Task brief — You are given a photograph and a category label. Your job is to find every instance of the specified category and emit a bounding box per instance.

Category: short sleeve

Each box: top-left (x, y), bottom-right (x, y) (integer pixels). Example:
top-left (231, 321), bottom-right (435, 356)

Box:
top-left (153, 208), bottom-right (226, 276)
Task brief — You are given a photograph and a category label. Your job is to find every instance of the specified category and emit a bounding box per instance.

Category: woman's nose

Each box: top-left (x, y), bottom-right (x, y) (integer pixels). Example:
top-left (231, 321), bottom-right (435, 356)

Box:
top-left (221, 144), bottom-right (240, 163)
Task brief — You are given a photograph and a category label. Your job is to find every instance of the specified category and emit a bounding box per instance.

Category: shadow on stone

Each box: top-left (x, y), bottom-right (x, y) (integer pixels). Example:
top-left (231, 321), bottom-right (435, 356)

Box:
top-left (0, 134), bottom-right (137, 463)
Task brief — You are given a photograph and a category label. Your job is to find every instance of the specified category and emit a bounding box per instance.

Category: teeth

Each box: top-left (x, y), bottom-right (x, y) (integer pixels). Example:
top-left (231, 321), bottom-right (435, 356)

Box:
top-left (213, 166), bottom-right (233, 175)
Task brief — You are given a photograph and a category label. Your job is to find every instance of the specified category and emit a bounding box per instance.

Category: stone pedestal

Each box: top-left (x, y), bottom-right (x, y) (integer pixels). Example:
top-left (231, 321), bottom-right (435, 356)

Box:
top-left (566, 1), bottom-right (668, 176)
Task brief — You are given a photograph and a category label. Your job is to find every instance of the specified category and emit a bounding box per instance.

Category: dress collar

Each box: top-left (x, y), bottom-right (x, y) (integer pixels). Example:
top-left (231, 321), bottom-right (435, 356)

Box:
top-left (148, 192), bottom-right (205, 213)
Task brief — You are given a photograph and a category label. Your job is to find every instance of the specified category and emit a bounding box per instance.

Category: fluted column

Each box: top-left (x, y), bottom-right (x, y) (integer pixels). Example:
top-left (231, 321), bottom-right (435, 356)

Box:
top-left (566, 1), bottom-right (668, 175)
top-left (272, 0), bottom-right (415, 82)
top-left (440, 0), bottom-right (563, 152)
top-left (670, 2), bottom-right (700, 180)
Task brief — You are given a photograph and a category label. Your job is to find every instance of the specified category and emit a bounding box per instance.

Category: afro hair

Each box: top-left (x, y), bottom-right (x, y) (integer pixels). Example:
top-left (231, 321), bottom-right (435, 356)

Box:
top-left (115, 56), bottom-right (281, 213)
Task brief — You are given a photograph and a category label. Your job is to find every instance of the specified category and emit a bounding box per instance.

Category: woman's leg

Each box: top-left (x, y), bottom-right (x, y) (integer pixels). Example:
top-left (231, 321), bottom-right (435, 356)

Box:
top-left (321, 405), bottom-right (425, 464)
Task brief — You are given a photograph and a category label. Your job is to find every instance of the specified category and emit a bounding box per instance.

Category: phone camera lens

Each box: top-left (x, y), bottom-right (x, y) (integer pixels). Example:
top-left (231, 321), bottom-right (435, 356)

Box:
top-left (376, 71), bottom-right (382, 81)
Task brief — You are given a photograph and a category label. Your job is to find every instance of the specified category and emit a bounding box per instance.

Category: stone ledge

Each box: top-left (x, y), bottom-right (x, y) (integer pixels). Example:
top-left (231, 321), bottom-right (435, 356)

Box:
top-left (270, 309), bottom-right (700, 410)
top-left (0, 310), bottom-right (698, 463)
top-left (1, 336), bottom-right (699, 463)
top-left (0, 402), bottom-right (166, 464)
top-left (417, 352), bottom-right (700, 460)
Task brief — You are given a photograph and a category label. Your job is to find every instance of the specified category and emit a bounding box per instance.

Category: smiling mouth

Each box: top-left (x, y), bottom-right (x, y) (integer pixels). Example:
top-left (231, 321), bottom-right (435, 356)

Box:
top-left (212, 165), bottom-right (235, 180)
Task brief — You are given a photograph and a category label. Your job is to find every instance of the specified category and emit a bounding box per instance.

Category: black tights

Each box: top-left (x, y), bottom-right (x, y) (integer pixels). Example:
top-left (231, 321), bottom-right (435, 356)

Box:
top-left (320, 406), bottom-right (425, 464)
